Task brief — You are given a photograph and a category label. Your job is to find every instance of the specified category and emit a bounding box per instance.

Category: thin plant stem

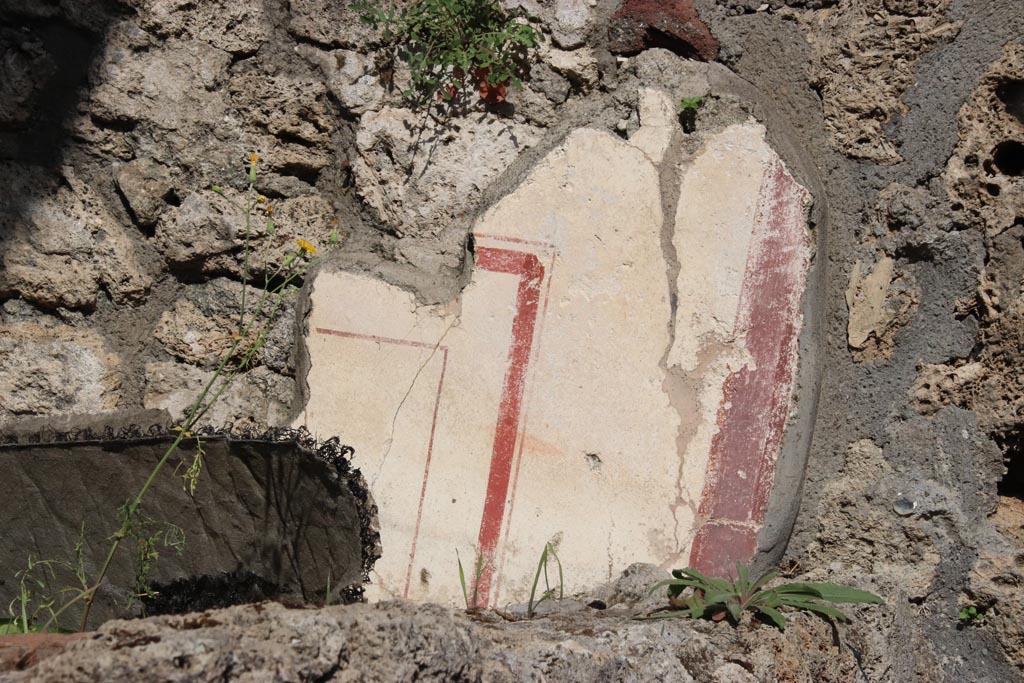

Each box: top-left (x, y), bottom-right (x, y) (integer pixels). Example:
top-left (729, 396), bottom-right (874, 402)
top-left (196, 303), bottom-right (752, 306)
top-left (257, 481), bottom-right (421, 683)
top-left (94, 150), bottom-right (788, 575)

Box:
top-left (65, 255), bottom-right (311, 632)
top-left (239, 182), bottom-right (253, 331)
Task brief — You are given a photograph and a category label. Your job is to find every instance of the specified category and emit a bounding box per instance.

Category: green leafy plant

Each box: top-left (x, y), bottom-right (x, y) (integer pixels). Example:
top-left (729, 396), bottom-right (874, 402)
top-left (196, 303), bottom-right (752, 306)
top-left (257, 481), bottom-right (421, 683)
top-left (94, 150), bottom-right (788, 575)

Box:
top-left (355, 0), bottom-right (536, 107)
top-left (678, 95), bottom-right (704, 134)
top-left (3, 547), bottom-right (88, 634)
top-left (526, 542), bottom-right (563, 618)
top-left (645, 563), bottom-right (883, 631)
top-left (457, 548), bottom-right (489, 610)
top-left (29, 153), bottom-right (336, 633)
top-left (958, 604), bottom-right (986, 626)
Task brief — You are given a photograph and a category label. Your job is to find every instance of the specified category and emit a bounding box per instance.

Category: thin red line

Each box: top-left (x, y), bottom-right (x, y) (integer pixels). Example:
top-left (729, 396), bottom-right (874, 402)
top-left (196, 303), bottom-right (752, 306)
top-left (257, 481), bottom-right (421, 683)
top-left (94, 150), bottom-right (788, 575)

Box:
top-left (474, 232), bottom-right (556, 249)
top-left (403, 347), bottom-right (449, 596)
top-left (315, 327), bottom-right (444, 352)
top-left (472, 246), bottom-right (545, 606)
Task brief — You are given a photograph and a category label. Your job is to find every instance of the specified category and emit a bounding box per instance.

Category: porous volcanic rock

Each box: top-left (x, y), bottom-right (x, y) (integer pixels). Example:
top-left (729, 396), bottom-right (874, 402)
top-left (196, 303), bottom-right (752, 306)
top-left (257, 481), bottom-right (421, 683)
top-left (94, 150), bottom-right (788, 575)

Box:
top-left (608, 0), bottom-right (718, 61)
top-left (6, 597), bottom-right (900, 683)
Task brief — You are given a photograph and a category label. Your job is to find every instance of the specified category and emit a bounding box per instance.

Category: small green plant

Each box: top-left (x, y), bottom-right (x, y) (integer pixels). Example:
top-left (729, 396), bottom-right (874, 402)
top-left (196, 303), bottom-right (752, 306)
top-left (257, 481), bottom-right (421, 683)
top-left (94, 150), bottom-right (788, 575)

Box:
top-left (456, 549), bottom-right (489, 610)
top-left (645, 563), bottom-right (883, 631)
top-left (958, 604), bottom-right (987, 626)
top-left (678, 95), bottom-right (704, 134)
top-left (526, 542), bottom-right (563, 618)
top-left (355, 0), bottom-right (536, 107)
top-left (2, 550), bottom-right (88, 634)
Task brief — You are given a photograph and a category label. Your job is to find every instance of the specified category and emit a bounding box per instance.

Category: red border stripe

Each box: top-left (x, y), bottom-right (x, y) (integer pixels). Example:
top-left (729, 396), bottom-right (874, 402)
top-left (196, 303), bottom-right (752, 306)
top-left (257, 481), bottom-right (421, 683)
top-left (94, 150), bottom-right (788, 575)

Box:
top-left (689, 157), bottom-right (810, 576)
top-left (472, 246), bottom-right (545, 605)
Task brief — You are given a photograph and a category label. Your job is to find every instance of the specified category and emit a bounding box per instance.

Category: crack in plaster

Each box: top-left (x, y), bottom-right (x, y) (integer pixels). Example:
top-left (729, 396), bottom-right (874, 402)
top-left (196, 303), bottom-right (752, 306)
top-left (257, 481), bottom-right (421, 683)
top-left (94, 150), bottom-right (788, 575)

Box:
top-left (371, 315), bottom-right (459, 488)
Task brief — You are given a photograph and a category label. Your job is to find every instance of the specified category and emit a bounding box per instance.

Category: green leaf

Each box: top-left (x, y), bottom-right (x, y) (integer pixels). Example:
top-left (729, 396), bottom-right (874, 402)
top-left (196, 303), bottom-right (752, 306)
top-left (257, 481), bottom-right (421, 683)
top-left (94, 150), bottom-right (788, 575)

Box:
top-left (736, 562), bottom-right (750, 594)
top-left (792, 583), bottom-right (883, 604)
top-left (778, 598), bottom-right (849, 622)
top-left (456, 550), bottom-right (469, 609)
top-left (749, 570), bottom-right (778, 594)
top-left (726, 599), bottom-right (742, 622)
top-left (0, 621), bottom-right (22, 635)
top-left (756, 605), bottom-right (787, 631)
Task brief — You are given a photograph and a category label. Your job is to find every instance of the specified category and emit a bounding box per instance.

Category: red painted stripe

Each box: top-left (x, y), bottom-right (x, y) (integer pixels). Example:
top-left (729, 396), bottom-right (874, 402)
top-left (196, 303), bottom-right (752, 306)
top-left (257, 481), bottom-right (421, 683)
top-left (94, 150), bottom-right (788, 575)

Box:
top-left (492, 248), bottom-right (557, 601)
top-left (689, 157), bottom-right (810, 573)
top-left (472, 246), bottom-right (545, 605)
top-left (689, 523), bottom-right (757, 578)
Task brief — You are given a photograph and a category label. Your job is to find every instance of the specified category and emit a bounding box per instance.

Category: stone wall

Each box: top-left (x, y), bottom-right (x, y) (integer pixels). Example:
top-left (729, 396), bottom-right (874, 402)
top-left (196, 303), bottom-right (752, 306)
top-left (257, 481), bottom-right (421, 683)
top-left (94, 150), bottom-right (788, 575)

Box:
top-left (1, 0), bottom-right (1023, 678)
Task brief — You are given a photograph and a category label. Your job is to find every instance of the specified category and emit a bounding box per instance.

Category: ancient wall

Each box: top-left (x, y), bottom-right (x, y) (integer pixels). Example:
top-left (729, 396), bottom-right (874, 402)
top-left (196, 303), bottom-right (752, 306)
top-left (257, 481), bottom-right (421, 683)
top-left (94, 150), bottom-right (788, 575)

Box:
top-left (1, 0), bottom-right (1023, 678)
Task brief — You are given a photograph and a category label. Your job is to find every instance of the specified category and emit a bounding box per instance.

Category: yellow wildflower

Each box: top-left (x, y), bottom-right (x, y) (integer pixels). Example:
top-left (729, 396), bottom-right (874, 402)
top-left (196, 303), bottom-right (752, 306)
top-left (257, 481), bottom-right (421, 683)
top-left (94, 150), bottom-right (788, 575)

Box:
top-left (296, 238), bottom-right (317, 255)
top-left (257, 195), bottom-right (267, 203)
top-left (249, 152), bottom-right (259, 164)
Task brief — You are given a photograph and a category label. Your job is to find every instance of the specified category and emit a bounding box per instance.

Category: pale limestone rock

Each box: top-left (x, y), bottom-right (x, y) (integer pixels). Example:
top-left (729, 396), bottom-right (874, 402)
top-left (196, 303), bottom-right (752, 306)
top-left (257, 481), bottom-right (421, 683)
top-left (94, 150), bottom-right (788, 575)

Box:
top-left (299, 46), bottom-right (385, 115)
top-left (156, 189), bottom-right (335, 279)
top-left (845, 255), bottom-right (919, 356)
top-left (131, 0), bottom-right (271, 54)
top-left (143, 362), bottom-right (294, 428)
top-left (115, 159), bottom-right (175, 227)
top-left (353, 107), bottom-right (541, 238)
top-left (0, 323), bottom-right (123, 423)
top-left (0, 164), bottom-right (152, 310)
top-left (153, 279), bottom-right (297, 372)
top-left (546, 47), bottom-right (600, 89)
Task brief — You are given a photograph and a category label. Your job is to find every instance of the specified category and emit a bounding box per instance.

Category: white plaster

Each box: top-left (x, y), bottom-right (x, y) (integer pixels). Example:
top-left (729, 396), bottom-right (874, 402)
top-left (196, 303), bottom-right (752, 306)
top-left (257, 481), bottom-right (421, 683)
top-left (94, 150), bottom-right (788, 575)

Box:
top-left (629, 88), bottom-right (677, 165)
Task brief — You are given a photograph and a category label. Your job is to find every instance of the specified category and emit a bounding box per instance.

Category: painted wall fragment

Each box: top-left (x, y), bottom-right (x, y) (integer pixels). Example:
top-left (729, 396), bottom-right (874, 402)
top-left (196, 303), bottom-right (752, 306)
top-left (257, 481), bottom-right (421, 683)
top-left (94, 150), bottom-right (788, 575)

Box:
top-left (298, 91), bottom-right (814, 605)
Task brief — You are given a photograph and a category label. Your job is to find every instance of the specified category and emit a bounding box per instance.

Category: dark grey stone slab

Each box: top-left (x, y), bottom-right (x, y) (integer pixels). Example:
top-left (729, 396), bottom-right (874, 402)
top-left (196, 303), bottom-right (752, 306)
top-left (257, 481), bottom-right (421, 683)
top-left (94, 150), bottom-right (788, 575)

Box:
top-left (0, 429), bottom-right (378, 629)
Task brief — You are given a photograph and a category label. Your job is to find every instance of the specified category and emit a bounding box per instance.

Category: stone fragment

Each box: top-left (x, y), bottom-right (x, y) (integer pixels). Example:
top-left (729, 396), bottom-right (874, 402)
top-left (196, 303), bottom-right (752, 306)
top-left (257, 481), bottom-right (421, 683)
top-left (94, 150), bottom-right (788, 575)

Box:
top-left (301, 112), bottom-right (814, 602)
top-left (115, 158), bottom-right (175, 227)
top-left (0, 31), bottom-right (55, 128)
top-left (1, 598), bottom-right (881, 683)
top-left (806, 440), bottom-right (941, 602)
top-left (969, 541), bottom-right (1024, 673)
top-left (353, 106), bottom-right (541, 238)
top-left (0, 164), bottom-right (152, 309)
top-left (287, 0), bottom-right (380, 48)
top-left (227, 65), bottom-right (334, 186)
top-left (797, 0), bottom-right (958, 163)
top-left (153, 278), bottom-right (297, 373)
top-left (508, 0), bottom-right (593, 49)
top-left (846, 256), bottom-right (896, 349)
top-left (0, 634), bottom-right (87, 674)
top-left (845, 255), bottom-right (918, 358)
top-left (608, 0), bottom-right (718, 62)
top-left (0, 323), bottom-right (123, 424)
top-left (87, 39), bottom-right (237, 178)
top-left (144, 362), bottom-right (295, 428)
top-left (299, 46), bottom-right (385, 115)
top-left (911, 361), bottom-right (985, 415)
top-left (545, 47), bottom-right (599, 89)
top-left (130, 0), bottom-right (271, 54)
top-left (156, 189), bottom-right (335, 279)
